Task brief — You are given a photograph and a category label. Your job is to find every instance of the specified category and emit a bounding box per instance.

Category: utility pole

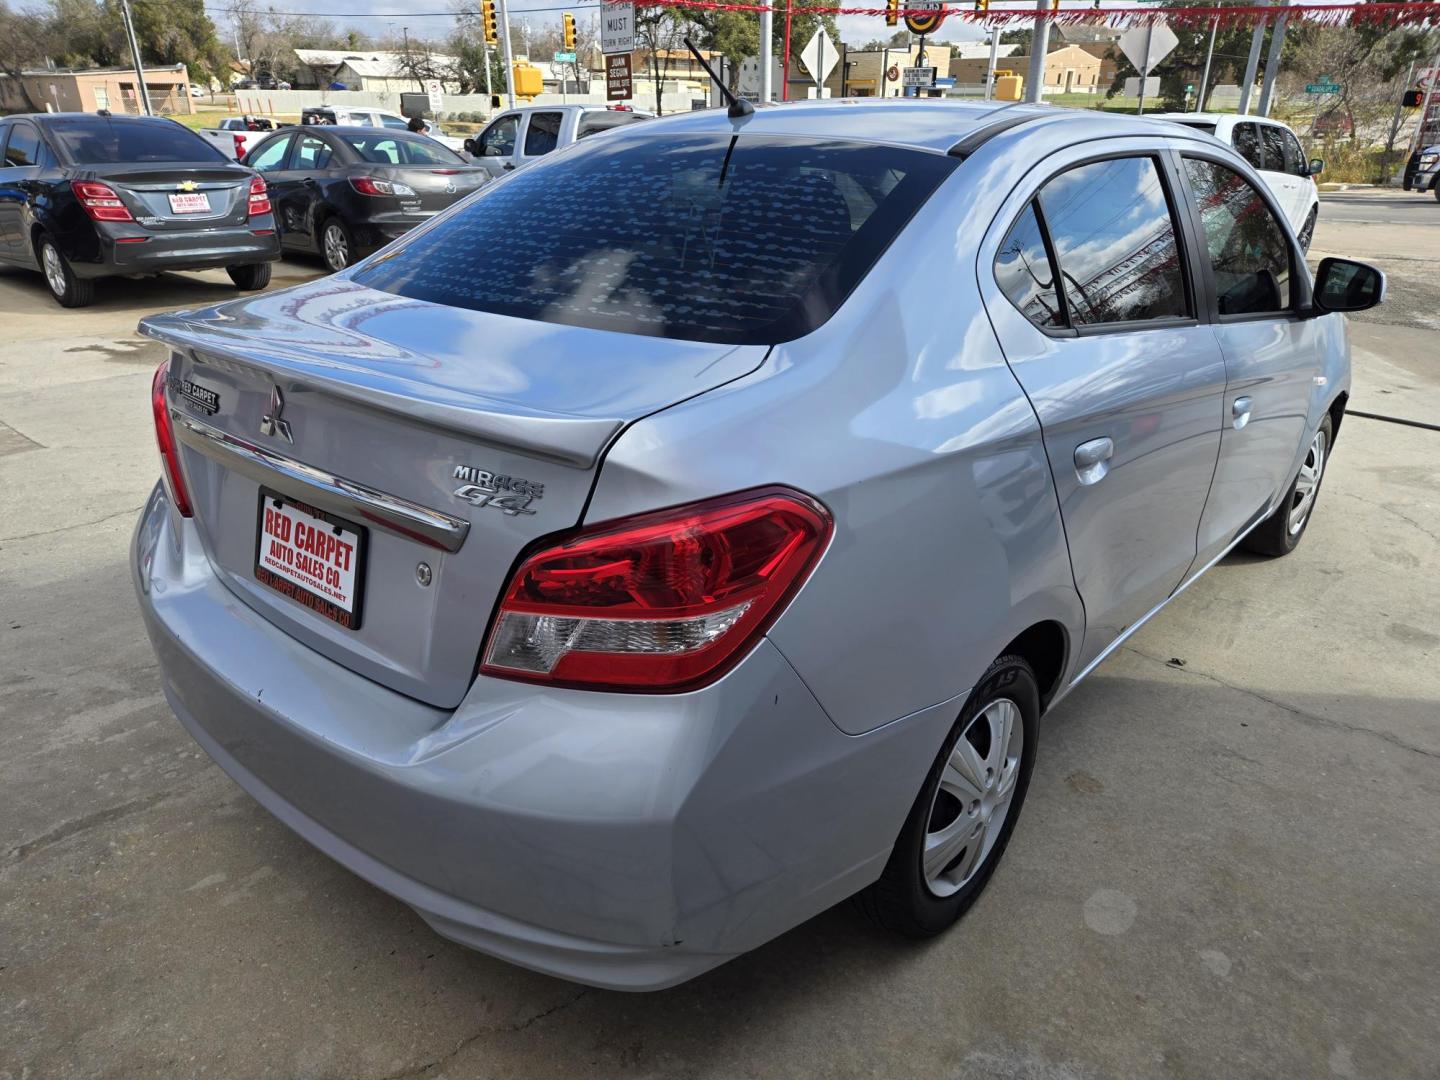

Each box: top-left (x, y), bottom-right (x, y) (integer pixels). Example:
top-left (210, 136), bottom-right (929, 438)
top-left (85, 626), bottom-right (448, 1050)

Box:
top-left (1024, 0), bottom-right (1051, 104)
top-left (1238, 0), bottom-right (1270, 115)
top-left (985, 25), bottom-right (999, 101)
top-left (498, 0), bottom-right (517, 107)
top-left (119, 0), bottom-right (153, 115)
top-left (1256, 7), bottom-right (1289, 117)
top-left (759, 0), bottom-right (773, 101)
top-left (1195, 16), bottom-right (1217, 112)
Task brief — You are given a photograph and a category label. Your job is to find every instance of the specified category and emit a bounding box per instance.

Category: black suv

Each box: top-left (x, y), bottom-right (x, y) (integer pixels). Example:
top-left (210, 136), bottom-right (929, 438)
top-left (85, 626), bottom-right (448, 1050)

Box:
top-left (0, 112), bottom-right (280, 306)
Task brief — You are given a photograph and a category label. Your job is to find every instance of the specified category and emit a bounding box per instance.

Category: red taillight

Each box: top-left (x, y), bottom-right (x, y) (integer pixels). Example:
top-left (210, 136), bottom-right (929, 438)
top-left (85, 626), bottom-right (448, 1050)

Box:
top-left (247, 174), bottom-right (271, 217)
top-left (480, 488), bottom-right (832, 692)
top-left (71, 180), bottom-right (133, 222)
top-left (233, 133), bottom-right (248, 159)
top-left (151, 360), bottom-right (193, 518)
top-left (351, 176), bottom-right (384, 197)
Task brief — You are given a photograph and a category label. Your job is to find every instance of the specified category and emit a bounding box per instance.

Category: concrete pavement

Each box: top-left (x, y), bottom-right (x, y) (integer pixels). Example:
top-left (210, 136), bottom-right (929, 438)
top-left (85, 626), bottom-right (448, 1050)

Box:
top-left (2, 198), bottom-right (1437, 1079)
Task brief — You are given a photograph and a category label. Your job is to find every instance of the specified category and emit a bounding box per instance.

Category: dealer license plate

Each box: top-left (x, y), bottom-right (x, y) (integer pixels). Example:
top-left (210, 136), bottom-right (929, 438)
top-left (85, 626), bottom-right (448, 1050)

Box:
top-left (168, 192), bottom-right (211, 214)
top-left (254, 490), bottom-right (366, 629)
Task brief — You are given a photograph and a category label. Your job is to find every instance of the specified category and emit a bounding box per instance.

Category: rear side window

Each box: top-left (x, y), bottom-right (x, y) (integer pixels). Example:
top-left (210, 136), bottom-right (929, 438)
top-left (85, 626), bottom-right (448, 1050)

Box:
top-left (340, 133), bottom-right (464, 166)
top-left (291, 134), bottom-right (334, 171)
top-left (1280, 129), bottom-right (1306, 176)
top-left (247, 135), bottom-right (292, 172)
top-left (1260, 126), bottom-right (1290, 174)
top-left (380, 115), bottom-right (411, 130)
top-left (1232, 123), bottom-right (1264, 170)
top-left (1183, 157), bottom-right (1292, 315)
top-left (50, 118), bottom-right (225, 165)
top-left (523, 112), bottom-right (563, 156)
top-left (3, 123), bottom-right (40, 166)
top-left (353, 134), bottom-right (956, 344)
top-left (1037, 156), bottom-right (1189, 326)
top-left (994, 203), bottom-right (1063, 329)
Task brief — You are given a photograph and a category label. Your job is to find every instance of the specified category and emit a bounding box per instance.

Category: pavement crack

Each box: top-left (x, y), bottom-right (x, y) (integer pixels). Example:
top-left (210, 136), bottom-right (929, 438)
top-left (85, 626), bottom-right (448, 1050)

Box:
top-left (1123, 645), bottom-right (1440, 762)
top-left (4, 787), bottom-right (182, 867)
top-left (0, 504), bottom-right (145, 545)
top-left (372, 988), bottom-right (589, 1080)
top-left (1333, 491), bottom-right (1440, 546)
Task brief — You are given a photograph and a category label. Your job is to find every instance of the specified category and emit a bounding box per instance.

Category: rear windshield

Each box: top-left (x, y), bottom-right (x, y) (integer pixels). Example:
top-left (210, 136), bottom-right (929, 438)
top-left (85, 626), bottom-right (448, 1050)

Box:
top-left (351, 133), bottom-right (956, 344)
top-left (49, 117), bottom-right (227, 165)
top-left (1170, 120), bottom-right (1217, 136)
top-left (340, 132), bottom-right (464, 166)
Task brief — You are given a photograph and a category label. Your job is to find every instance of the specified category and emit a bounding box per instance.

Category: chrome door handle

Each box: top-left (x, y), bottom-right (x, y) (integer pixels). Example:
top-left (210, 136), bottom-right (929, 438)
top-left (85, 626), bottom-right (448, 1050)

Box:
top-left (1232, 396), bottom-right (1253, 430)
top-left (1074, 437), bottom-right (1114, 486)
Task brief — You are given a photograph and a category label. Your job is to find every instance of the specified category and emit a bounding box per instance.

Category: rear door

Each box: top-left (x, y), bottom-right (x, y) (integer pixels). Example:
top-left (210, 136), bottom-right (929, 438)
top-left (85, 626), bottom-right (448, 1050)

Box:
top-left (244, 133), bottom-right (302, 241)
top-left (516, 110), bottom-right (564, 170)
top-left (981, 145), bottom-right (1227, 670)
top-left (1176, 152), bottom-right (1322, 563)
top-left (1255, 122), bottom-right (1307, 231)
top-left (279, 131), bottom-right (335, 241)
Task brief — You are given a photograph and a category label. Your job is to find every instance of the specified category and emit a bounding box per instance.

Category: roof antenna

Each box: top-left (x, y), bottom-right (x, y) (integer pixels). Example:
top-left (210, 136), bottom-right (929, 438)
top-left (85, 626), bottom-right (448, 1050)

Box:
top-left (684, 37), bottom-right (754, 120)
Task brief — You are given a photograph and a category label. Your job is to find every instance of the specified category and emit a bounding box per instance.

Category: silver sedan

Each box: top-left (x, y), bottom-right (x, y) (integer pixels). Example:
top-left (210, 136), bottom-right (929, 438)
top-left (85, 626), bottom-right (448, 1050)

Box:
top-left (132, 100), bottom-right (1382, 990)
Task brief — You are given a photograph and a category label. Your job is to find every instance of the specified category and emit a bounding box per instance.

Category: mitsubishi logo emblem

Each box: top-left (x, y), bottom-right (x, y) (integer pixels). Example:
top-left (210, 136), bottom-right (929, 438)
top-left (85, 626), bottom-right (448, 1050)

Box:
top-left (260, 385), bottom-right (293, 443)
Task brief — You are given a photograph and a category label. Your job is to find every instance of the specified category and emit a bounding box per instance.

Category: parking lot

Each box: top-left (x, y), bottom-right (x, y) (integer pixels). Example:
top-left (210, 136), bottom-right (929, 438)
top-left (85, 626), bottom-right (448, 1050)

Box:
top-left (2, 188), bottom-right (1437, 1078)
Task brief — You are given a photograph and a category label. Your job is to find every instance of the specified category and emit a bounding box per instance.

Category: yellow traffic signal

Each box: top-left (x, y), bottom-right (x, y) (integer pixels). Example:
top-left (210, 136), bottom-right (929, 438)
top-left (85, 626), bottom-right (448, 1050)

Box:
top-left (562, 12), bottom-right (576, 51)
top-left (973, 0), bottom-right (988, 10)
top-left (482, 0), bottom-right (498, 45)
top-left (885, 0), bottom-right (898, 27)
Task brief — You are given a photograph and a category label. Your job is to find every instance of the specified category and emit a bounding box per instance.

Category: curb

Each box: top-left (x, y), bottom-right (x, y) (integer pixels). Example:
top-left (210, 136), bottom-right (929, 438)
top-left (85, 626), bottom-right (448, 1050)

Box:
top-left (1317, 183), bottom-right (1378, 192)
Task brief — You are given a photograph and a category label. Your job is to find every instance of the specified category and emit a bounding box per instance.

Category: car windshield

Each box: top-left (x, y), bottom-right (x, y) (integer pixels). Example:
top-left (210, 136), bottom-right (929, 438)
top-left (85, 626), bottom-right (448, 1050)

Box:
top-left (352, 133), bottom-right (956, 344)
top-left (340, 132), bottom-right (465, 166)
top-left (50, 117), bottom-right (228, 165)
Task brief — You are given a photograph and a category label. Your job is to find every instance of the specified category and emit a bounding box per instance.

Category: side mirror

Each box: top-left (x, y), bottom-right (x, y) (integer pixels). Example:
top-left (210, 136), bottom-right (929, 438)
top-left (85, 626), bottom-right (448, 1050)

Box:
top-left (1308, 157), bottom-right (1325, 176)
top-left (463, 138), bottom-right (477, 156)
top-left (1313, 257), bottom-right (1385, 314)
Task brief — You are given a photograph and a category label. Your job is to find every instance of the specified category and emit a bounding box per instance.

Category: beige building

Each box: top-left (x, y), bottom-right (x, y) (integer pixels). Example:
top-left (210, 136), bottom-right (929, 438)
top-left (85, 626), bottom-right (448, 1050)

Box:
top-left (825, 44), bottom-right (953, 98)
top-left (0, 65), bottom-right (195, 115)
top-left (950, 44), bottom-right (1116, 94)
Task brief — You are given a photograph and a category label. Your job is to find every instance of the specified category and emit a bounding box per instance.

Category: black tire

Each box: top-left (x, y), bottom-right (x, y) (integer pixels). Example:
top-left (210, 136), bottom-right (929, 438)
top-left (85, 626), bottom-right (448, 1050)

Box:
top-left (1242, 413), bottom-right (1334, 557)
top-left (856, 654), bottom-right (1041, 938)
top-left (1297, 206), bottom-right (1317, 253)
top-left (318, 216), bottom-right (355, 272)
top-left (226, 262), bottom-right (272, 290)
top-left (37, 234), bottom-right (95, 308)
top-left (1432, 182), bottom-right (1440, 204)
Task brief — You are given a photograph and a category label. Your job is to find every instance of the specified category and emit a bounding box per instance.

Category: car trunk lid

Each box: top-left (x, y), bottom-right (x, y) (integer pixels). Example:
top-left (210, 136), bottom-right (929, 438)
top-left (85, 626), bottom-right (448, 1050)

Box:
top-left (140, 278), bottom-right (767, 708)
top-left (89, 164), bottom-right (255, 230)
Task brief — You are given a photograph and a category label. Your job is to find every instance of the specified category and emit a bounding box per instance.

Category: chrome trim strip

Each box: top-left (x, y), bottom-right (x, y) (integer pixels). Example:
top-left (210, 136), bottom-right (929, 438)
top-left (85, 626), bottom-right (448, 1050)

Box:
top-left (1047, 513), bottom-right (1267, 711)
top-left (172, 414), bottom-right (470, 553)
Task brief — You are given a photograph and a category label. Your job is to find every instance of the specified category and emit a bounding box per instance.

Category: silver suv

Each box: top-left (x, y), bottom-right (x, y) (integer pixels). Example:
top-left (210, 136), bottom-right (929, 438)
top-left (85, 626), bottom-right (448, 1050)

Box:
top-left (133, 101), bottom-right (1382, 990)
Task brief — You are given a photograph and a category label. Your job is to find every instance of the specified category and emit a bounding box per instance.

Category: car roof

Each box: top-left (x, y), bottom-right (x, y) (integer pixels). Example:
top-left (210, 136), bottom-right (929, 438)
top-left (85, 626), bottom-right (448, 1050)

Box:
top-left (1150, 111), bottom-right (1287, 127)
top-left (594, 99), bottom-right (1212, 156)
top-left (8, 111), bottom-right (181, 126)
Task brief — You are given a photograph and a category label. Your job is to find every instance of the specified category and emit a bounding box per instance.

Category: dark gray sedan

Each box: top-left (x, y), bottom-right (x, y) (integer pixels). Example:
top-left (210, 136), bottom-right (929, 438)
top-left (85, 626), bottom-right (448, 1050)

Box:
top-left (242, 126), bottom-right (488, 271)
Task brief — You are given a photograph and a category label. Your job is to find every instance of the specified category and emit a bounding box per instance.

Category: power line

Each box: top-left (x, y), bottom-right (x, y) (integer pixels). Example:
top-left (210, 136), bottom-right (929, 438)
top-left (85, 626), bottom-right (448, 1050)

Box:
top-left (204, 2), bottom-right (605, 13)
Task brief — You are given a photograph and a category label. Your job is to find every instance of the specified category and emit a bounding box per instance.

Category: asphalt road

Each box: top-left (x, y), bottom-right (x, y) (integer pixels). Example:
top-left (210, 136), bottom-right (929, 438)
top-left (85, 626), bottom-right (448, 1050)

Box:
top-left (1317, 187), bottom-right (1439, 226)
top-left (2, 193), bottom-right (1438, 1079)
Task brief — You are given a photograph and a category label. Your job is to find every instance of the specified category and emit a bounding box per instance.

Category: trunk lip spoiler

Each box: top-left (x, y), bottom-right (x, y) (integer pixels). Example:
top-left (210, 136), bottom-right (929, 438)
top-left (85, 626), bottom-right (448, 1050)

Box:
top-left (173, 413), bottom-right (471, 553)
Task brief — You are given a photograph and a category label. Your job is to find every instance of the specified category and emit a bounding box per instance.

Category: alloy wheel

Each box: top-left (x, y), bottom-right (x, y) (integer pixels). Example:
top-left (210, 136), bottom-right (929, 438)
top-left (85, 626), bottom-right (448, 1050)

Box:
top-left (323, 224), bottom-right (349, 271)
top-left (1287, 427), bottom-right (1328, 535)
top-left (42, 243), bottom-right (67, 298)
top-left (922, 698), bottom-right (1024, 898)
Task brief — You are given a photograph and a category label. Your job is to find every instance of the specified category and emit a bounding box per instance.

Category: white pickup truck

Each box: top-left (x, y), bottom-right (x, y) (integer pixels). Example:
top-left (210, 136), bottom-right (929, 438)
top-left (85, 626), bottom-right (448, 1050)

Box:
top-left (197, 117), bottom-right (281, 161)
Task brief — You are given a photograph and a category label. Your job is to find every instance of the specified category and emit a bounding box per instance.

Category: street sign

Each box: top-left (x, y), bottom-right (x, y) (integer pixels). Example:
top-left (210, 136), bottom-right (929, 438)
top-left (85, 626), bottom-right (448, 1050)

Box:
top-left (904, 0), bottom-right (945, 36)
top-left (601, 2), bottom-right (635, 55)
top-left (606, 52), bottom-right (633, 100)
top-left (902, 66), bottom-right (937, 88)
top-left (934, 76), bottom-right (956, 88)
top-left (423, 78), bottom-right (443, 115)
top-left (1118, 22), bottom-right (1178, 76)
top-left (799, 27), bottom-right (839, 88)
top-left (1306, 82), bottom-right (1341, 94)
top-left (553, 51), bottom-right (577, 63)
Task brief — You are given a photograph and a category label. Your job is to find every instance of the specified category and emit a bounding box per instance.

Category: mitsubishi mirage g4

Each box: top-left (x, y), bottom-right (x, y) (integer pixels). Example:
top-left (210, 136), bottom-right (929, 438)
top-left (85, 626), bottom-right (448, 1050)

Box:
top-left (132, 101), bottom-right (1383, 990)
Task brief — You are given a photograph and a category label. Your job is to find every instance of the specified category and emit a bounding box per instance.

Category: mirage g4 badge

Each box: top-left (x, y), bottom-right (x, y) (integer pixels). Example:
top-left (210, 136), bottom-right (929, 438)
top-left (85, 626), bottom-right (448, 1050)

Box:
top-left (452, 465), bottom-right (544, 516)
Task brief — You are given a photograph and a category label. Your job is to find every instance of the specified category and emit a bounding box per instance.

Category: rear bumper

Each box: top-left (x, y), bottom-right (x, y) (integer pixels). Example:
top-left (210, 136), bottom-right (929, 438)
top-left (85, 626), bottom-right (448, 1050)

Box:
top-left (77, 227), bottom-right (280, 278)
top-left (131, 484), bottom-right (957, 990)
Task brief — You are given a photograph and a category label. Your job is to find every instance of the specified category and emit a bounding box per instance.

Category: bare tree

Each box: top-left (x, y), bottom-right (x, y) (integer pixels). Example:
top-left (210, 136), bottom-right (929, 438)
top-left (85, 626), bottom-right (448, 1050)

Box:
top-left (634, 5), bottom-right (691, 114)
top-left (0, 2), bottom-right (53, 111)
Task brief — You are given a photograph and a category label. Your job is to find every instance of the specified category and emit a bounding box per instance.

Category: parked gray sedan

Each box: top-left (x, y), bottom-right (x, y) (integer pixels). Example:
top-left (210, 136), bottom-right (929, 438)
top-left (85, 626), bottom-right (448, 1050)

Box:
top-left (132, 100), bottom-right (1382, 990)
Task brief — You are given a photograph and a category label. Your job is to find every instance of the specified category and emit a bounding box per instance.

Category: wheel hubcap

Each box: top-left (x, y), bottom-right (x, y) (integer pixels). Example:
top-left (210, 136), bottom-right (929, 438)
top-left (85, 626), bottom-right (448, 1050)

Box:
top-left (42, 245), bottom-right (66, 296)
top-left (922, 698), bottom-right (1024, 898)
top-left (324, 226), bottom-right (348, 270)
top-left (1287, 427), bottom-right (1328, 536)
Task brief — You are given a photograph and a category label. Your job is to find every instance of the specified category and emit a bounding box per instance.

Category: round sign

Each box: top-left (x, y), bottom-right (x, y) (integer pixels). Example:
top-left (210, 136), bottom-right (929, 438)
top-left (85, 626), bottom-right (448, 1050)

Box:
top-left (904, 3), bottom-right (945, 35)
top-left (887, 65), bottom-right (900, 81)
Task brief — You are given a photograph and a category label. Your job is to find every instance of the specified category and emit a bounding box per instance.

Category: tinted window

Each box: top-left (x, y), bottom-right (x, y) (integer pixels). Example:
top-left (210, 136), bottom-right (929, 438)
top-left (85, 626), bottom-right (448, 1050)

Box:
top-left (577, 113), bottom-right (644, 138)
top-left (247, 135), bottom-right (292, 172)
top-left (1280, 129), bottom-right (1306, 176)
top-left (50, 117), bottom-right (226, 165)
top-left (380, 114), bottom-right (411, 129)
top-left (995, 202), bottom-right (1063, 329)
top-left (1183, 157), bottom-right (1292, 315)
top-left (1038, 156), bottom-right (1189, 326)
top-left (1172, 120), bottom-right (1217, 136)
top-left (1232, 123), bottom-right (1264, 169)
top-left (1259, 125), bottom-right (1289, 174)
top-left (3, 123), bottom-right (40, 166)
top-left (353, 134), bottom-right (956, 344)
top-left (340, 133), bottom-right (464, 166)
top-left (291, 134), bottom-right (334, 171)
top-left (478, 115), bottom-right (518, 157)
top-left (523, 112), bottom-right (563, 156)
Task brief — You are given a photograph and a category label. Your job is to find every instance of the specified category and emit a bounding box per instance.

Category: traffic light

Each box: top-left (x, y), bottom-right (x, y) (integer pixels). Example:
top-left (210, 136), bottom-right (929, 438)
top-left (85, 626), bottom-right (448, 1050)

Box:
top-left (482, 0), bottom-right (498, 46)
top-left (562, 12), bottom-right (575, 51)
top-left (885, 0), bottom-right (898, 27)
top-left (973, 0), bottom-right (988, 11)
top-left (1402, 89), bottom-right (1423, 108)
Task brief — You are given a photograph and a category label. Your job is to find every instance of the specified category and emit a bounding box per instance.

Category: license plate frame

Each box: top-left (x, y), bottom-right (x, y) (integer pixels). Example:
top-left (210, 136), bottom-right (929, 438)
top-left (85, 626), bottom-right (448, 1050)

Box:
top-left (168, 192), bottom-right (211, 214)
top-left (253, 488), bottom-right (367, 630)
